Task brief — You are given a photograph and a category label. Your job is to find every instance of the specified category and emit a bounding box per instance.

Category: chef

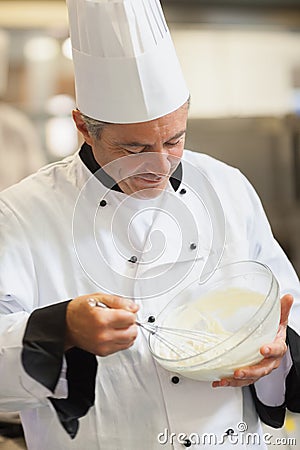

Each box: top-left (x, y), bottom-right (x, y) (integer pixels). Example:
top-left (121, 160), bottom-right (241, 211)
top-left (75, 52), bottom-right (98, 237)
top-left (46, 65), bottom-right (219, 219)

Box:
top-left (0, 1), bottom-right (300, 449)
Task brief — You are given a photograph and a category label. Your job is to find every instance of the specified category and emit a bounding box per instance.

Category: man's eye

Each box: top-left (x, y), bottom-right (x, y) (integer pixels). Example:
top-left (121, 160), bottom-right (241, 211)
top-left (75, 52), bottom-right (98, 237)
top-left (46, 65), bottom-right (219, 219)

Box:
top-left (166, 139), bottom-right (181, 147)
top-left (123, 146), bottom-right (145, 153)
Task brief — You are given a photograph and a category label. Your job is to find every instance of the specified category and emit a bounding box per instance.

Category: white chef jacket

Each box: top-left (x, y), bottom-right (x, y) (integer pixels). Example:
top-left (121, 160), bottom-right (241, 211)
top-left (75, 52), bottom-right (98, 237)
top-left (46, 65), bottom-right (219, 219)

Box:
top-left (0, 146), bottom-right (300, 450)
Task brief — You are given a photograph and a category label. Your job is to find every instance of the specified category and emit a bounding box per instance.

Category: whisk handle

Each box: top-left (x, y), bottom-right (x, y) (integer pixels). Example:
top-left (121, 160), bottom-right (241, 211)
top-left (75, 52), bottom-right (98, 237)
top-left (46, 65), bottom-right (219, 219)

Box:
top-left (136, 321), bottom-right (157, 335)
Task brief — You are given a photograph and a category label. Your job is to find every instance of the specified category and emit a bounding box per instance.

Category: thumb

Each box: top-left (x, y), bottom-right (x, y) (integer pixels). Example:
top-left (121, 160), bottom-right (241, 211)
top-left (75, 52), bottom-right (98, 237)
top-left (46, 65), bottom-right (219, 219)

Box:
top-left (91, 293), bottom-right (139, 313)
top-left (280, 294), bottom-right (293, 327)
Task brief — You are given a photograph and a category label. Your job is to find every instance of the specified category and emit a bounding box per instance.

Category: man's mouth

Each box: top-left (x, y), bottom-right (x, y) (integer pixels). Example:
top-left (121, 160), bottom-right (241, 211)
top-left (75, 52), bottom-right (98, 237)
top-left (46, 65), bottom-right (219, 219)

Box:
top-left (133, 173), bottom-right (166, 184)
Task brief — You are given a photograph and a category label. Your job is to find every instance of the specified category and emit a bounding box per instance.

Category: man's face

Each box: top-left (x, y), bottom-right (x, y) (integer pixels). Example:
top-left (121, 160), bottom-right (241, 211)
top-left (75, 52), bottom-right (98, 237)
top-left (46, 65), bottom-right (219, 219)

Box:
top-left (89, 102), bottom-right (188, 198)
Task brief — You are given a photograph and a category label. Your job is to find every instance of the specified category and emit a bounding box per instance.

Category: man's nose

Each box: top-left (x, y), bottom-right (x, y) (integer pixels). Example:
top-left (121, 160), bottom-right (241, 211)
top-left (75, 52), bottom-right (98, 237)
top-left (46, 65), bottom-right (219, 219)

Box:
top-left (145, 147), bottom-right (171, 175)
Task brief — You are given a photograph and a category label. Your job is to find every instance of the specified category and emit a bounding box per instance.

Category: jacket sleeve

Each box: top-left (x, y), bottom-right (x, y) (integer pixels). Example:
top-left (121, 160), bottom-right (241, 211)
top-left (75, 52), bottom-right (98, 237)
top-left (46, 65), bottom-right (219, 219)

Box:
top-left (0, 202), bottom-right (66, 409)
top-left (285, 327), bottom-right (300, 413)
top-left (0, 301), bottom-right (68, 410)
top-left (250, 326), bottom-right (300, 429)
top-left (240, 172), bottom-right (300, 426)
top-left (22, 302), bottom-right (98, 438)
top-left (0, 201), bottom-right (97, 438)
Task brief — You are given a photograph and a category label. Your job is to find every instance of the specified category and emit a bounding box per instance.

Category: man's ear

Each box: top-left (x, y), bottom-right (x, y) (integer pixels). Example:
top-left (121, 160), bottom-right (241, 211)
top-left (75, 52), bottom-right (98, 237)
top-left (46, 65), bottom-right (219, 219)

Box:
top-left (72, 109), bottom-right (93, 145)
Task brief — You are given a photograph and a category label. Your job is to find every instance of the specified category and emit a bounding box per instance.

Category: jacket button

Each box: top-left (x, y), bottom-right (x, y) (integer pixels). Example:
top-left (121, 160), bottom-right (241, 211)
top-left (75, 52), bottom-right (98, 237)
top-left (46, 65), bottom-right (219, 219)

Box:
top-left (171, 376), bottom-right (180, 384)
top-left (183, 439), bottom-right (192, 447)
top-left (99, 200), bottom-right (107, 207)
top-left (190, 243), bottom-right (197, 250)
top-left (128, 255), bottom-right (138, 263)
top-left (148, 316), bottom-right (156, 323)
top-left (179, 188), bottom-right (186, 195)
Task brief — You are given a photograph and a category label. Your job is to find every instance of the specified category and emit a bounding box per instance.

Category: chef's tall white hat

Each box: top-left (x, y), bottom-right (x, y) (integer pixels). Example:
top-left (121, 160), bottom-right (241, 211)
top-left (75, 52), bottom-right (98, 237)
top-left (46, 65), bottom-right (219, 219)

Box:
top-left (66, 0), bottom-right (189, 123)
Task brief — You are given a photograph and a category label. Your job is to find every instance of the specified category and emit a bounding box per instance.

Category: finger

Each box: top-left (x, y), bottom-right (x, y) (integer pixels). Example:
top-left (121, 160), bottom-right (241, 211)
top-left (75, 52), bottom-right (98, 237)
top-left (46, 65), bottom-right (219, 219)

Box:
top-left (111, 324), bottom-right (139, 345)
top-left (99, 308), bottom-right (137, 329)
top-left (260, 339), bottom-right (287, 359)
top-left (214, 366), bottom-right (273, 387)
top-left (118, 331), bottom-right (138, 345)
top-left (212, 379), bottom-right (230, 388)
top-left (233, 357), bottom-right (282, 380)
top-left (212, 378), bottom-right (254, 388)
top-left (97, 325), bottom-right (138, 355)
top-left (112, 311), bottom-right (137, 329)
top-left (88, 293), bottom-right (139, 313)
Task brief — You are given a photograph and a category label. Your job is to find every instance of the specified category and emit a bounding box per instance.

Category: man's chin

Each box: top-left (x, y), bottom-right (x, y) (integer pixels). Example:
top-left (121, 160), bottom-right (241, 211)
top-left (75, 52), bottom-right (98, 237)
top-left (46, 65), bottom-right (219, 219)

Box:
top-left (130, 186), bottom-right (166, 200)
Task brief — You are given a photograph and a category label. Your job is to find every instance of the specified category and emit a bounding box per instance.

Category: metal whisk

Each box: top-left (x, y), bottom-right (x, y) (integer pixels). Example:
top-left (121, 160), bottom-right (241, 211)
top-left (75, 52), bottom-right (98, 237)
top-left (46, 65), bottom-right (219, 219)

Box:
top-left (88, 298), bottom-right (223, 358)
top-left (138, 321), bottom-right (224, 358)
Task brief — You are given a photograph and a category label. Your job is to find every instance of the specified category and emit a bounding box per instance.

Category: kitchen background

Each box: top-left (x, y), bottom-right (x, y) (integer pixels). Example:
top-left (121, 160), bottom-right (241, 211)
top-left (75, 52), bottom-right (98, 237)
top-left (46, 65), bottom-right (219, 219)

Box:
top-left (0, 1), bottom-right (300, 449)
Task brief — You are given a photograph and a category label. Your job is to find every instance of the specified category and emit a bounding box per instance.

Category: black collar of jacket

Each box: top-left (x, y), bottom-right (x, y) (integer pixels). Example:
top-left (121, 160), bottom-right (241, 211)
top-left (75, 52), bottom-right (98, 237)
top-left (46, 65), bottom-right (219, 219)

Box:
top-left (79, 142), bottom-right (182, 193)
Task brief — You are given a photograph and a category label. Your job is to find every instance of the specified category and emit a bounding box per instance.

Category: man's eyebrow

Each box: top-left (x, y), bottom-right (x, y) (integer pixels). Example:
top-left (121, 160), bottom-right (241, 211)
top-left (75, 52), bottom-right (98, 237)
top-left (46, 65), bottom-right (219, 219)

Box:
top-left (167, 130), bottom-right (186, 142)
top-left (116, 130), bottom-right (186, 147)
top-left (117, 141), bottom-right (148, 147)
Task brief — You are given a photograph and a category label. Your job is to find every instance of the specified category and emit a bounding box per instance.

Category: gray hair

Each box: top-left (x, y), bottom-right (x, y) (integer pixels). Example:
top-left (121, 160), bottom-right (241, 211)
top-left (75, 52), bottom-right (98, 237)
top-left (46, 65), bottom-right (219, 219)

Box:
top-left (79, 95), bottom-right (191, 140)
top-left (80, 112), bottom-right (109, 140)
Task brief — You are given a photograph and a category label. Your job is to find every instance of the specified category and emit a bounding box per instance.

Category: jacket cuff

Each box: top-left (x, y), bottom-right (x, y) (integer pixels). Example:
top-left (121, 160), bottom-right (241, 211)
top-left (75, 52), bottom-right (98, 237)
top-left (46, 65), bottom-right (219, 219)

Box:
top-left (21, 301), bottom-right (98, 438)
top-left (285, 326), bottom-right (300, 413)
top-left (22, 301), bottom-right (71, 392)
top-left (50, 347), bottom-right (97, 438)
top-left (254, 348), bottom-right (292, 406)
top-left (250, 325), bottom-right (300, 428)
top-left (249, 384), bottom-right (286, 428)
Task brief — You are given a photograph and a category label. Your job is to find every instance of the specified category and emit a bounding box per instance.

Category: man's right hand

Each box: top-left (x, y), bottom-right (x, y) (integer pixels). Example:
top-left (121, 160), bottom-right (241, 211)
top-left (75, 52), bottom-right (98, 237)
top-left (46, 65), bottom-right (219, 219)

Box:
top-left (65, 293), bottom-right (139, 356)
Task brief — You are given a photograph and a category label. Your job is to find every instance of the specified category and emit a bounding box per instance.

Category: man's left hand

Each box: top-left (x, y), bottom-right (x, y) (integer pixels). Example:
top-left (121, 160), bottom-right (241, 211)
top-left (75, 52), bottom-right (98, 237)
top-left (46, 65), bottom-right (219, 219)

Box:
top-left (212, 294), bottom-right (294, 388)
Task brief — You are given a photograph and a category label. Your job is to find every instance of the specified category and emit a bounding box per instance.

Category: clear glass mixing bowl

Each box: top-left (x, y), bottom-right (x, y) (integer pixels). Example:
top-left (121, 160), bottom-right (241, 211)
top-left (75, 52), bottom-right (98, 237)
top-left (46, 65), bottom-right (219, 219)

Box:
top-left (148, 260), bottom-right (280, 381)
